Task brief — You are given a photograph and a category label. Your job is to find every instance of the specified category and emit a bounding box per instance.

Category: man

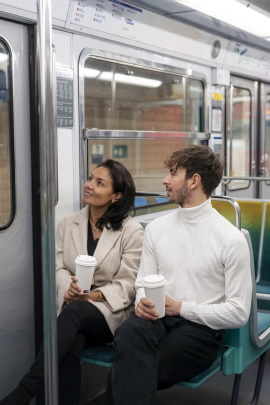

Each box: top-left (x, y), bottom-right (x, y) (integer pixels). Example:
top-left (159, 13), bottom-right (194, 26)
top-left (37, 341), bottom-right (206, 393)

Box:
top-left (103, 145), bottom-right (252, 405)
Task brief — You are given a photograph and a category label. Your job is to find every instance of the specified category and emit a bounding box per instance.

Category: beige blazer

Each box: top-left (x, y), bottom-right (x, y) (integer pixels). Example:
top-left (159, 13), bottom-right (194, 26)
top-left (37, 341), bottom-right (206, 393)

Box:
top-left (56, 206), bottom-right (144, 334)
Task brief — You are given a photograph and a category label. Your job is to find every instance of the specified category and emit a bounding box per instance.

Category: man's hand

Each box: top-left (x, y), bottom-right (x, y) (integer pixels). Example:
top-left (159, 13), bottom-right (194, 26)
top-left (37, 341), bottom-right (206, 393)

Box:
top-left (135, 297), bottom-right (159, 320)
top-left (165, 296), bottom-right (182, 316)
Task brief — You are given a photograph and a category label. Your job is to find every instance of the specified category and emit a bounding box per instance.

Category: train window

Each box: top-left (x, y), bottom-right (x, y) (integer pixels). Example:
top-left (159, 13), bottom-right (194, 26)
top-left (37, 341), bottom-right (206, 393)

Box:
top-left (84, 57), bottom-right (205, 192)
top-left (84, 58), bottom-right (204, 132)
top-left (87, 137), bottom-right (204, 193)
top-left (0, 41), bottom-right (14, 229)
top-left (227, 87), bottom-right (251, 190)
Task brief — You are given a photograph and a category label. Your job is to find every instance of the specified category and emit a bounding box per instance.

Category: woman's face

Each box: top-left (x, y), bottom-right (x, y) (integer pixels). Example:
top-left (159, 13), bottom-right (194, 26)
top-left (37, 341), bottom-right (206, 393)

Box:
top-left (83, 166), bottom-right (120, 210)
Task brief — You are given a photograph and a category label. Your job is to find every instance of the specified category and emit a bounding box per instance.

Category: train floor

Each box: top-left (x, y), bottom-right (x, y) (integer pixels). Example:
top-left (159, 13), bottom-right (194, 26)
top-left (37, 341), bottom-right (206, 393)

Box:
top-left (84, 351), bottom-right (270, 405)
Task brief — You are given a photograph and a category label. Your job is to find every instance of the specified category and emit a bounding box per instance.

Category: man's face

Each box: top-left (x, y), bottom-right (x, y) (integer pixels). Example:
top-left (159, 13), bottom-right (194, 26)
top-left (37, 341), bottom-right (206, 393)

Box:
top-left (162, 167), bottom-right (191, 207)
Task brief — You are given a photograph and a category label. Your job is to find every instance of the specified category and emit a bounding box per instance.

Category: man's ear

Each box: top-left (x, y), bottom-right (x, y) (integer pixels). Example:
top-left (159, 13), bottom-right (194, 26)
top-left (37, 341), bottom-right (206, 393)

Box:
top-left (190, 173), bottom-right (201, 190)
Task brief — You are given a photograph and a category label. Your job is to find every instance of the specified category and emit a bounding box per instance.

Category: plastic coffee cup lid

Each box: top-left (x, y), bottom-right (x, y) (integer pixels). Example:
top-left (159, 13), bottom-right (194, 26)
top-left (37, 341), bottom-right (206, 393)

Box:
top-left (142, 274), bottom-right (166, 288)
top-left (75, 255), bottom-right (97, 266)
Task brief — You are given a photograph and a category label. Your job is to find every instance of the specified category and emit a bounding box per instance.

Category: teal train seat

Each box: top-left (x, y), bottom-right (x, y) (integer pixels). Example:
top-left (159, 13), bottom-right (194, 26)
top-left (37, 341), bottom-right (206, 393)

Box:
top-left (81, 197), bottom-right (270, 405)
top-left (81, 343), bottom-right (115, 368)
top-left (256, 202), bottom-right (270, 303)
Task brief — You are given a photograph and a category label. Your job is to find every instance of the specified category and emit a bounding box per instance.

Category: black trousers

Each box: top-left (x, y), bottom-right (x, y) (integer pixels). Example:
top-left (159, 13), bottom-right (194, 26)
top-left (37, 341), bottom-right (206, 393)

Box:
top-left (20, 302), bottom-right (113, 405)
top-left (103, 313), bottom-right (222, 405)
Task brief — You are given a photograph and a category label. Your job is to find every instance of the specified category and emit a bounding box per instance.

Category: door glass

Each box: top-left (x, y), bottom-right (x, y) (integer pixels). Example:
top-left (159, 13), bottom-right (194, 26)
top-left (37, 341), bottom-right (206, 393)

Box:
top-left (0, 41), bottom-right (14, 229)
top-left (227, 86), bottom-right (251, 190)
top-left (84, 57), bottom-right (205, 193)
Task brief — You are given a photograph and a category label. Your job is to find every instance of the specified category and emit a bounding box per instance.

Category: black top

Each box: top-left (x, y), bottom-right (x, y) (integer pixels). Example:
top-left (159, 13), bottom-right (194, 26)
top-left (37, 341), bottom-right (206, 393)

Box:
top-left (87, 221), bottom-right (100, 256)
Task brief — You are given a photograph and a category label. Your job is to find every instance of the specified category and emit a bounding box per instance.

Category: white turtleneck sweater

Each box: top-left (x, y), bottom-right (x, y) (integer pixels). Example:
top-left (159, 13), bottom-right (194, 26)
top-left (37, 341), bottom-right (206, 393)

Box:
top-left (135, 199), bottom-right (252, 330)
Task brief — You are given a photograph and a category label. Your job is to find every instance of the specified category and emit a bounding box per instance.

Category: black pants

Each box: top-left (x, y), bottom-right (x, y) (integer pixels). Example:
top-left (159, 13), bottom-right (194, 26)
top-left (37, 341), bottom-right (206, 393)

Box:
top-left (20, 302), bottom-right (113, 405)
top-left (103, 314), bottom-right (222, 405)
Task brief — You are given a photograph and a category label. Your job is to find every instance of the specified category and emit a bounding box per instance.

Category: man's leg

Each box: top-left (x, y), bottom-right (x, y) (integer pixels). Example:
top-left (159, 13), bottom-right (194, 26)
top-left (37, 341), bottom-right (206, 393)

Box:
top-left (103, 314), bottom-right (166, 405)
top-left (157, 317), bottom-right (222, 390)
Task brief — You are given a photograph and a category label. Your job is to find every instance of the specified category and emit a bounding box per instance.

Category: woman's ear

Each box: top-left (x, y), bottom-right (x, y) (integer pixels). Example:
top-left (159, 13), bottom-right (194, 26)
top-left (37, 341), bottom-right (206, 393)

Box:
top-left (112, 192), bottom-right (122, 204)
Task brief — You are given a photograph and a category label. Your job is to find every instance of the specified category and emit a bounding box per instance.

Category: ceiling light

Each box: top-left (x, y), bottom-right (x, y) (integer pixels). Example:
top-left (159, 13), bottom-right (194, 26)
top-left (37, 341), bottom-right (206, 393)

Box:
top-left (0, 49), bottom-right (8, 62)
top-left (84, 68), bottom-right (100, 78)
top-left (174, 0), bottom-right (270, 38)
top-left (100, 72), bottom-right (162, 87)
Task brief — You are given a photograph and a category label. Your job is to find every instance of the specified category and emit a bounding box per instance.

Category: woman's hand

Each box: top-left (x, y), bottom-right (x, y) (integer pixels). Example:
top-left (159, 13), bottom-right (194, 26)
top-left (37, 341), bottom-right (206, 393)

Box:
top-left (69, 276), bottom-right (82, 296)
top-left (63, 276), bottom-right (103, 303)
top-left (64, 276), bottom-right (89, 303)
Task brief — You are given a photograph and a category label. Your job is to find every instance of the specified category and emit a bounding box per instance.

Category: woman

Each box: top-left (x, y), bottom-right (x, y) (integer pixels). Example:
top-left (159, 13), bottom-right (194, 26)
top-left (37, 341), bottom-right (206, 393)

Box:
top-left (1, 159), bottom-right (144, 405)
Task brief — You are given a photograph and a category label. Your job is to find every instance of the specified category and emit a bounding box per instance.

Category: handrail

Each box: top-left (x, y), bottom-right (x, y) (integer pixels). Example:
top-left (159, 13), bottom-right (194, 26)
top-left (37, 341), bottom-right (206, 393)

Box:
top-left (222, 176), bottom-right (270, 184)
top-left (83, 128), bottom-right (210, 140)
top-left (211, 196), bottom-right (241, 230)
top-left (136, 191), bottom-right (167, 197)
top-left (135, 192), bottom-right (241, 230)
top-left (37, 1), bottom-right (58, 404)
top-left (52, 44), bottom-right (58, 206)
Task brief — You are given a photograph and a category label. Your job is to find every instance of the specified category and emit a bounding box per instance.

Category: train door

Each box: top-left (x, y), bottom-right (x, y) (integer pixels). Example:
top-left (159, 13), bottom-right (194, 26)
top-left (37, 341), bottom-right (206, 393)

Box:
top-left (224, 76), bottom-right (258, 198)
top-left (0, 20), bottom-right (35, 398)
top-left (259, 83), bottom-right (270, 199)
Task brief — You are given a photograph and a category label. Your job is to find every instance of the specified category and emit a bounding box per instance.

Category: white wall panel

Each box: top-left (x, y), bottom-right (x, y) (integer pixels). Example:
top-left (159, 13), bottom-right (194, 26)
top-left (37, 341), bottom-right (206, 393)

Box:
top-left (0, 0), bottom-right (35, 12)
top-left (67, 0), bottom-right (228, 69)
top-left (52, 0), bottom-right (71, 22)
top-left (55, 128), bottom-right (75, 231)
top-left (53, 30), bottom-right (72, 67)
top-left (224, 40), bottom-right (270, 80)
top-left (0, 0), bottom-right (71, 24)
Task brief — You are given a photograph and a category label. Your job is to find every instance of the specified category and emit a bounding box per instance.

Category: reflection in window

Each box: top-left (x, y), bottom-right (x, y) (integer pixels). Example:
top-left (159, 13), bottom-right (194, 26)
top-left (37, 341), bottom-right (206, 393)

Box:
top-left (227, 87), bottom-right (251, 190)
top-left (84, 59), bottom-right (204, 132)
top-left (0, 41), bottom-right (13, 228)
top-left (84, 57), bottom-right (205, 192)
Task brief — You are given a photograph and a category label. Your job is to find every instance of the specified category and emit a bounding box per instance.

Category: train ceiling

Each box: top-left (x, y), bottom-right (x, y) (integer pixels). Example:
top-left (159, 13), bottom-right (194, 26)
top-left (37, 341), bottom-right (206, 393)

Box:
top-left (131, 0), bottom-right (270, 51)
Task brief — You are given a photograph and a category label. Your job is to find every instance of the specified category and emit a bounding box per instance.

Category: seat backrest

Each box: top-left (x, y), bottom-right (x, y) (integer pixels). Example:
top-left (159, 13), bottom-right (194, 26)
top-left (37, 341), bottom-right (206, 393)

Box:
top-left (155, 197), bottom-right (168, 203)
top-left (260, 202), bottom-right (270, 283)
top-left (134, 196), bottom-right (148, 207)
top-left (241, 229), bottom-right (261, 346)
top-left (212, 200), bottom-right (264, 278)
top-left (243, 226), bottom-right (270, 348)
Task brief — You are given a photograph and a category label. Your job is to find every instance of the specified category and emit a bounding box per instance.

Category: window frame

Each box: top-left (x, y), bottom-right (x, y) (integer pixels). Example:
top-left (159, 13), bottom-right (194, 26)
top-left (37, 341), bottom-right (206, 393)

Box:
top-left (78, 48), bottom-right (209, 204)
top-left (227, 84), bottom-right (252, 191)
top-left (0, 37), bottom-right (15, 231)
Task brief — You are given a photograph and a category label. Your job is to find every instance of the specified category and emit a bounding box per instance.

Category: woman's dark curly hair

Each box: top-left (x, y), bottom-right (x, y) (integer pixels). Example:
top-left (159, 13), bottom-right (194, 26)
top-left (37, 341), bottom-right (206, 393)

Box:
top-left (95, 159), bottom-right (135, 231)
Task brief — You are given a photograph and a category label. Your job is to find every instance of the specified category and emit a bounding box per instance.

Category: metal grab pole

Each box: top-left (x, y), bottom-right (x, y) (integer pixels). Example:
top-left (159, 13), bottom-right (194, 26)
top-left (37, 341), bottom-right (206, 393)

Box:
top-left (36, 0), bottom-right (58, 404)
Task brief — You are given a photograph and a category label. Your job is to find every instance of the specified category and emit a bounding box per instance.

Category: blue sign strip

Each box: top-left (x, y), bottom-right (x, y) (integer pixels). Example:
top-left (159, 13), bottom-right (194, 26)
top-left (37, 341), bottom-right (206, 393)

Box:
top-left (107, 0), bottom-right (142, 13)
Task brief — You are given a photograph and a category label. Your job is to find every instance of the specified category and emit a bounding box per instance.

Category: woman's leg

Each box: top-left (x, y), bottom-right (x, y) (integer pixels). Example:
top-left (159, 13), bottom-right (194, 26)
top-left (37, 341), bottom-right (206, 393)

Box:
top-left (57, 332), bottom-right (86, 405)
top-left (0, 302), bottom-right (112, 405)
top-left (58, 304), bottom-right (112, 405)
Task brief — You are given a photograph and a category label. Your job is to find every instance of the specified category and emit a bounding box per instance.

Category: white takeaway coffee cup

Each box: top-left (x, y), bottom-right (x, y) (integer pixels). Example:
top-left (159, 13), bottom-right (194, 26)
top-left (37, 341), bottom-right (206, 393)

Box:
top-left (75, 255), bottom-right (97, 294)
top-left (142, 274), bottom-right (167, 318)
